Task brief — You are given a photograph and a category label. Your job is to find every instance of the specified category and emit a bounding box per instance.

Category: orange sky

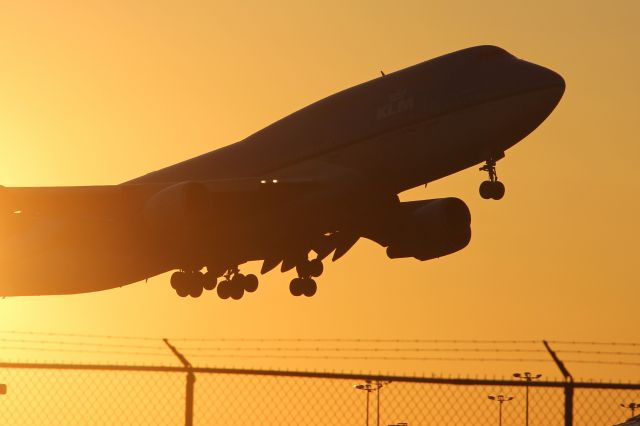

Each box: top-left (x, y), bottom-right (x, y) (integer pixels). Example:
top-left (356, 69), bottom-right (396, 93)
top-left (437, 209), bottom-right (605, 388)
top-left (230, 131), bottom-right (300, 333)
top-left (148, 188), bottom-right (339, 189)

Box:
top-left (0, 0), bottom-right (638, 381)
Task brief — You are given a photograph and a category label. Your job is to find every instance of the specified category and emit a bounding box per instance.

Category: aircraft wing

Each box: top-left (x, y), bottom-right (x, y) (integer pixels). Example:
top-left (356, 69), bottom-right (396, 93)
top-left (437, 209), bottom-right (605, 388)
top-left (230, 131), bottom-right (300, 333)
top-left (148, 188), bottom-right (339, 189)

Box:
top-left (0, 177), bottom-right (319, 217)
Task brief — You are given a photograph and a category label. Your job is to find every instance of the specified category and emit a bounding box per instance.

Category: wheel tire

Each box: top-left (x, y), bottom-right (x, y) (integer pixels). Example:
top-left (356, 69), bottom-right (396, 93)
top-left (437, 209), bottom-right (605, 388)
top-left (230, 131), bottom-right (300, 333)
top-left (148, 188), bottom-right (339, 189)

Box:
top-left (296, 262), bottom-right (311, 278)
top-left (230, 282), bottom-right (244, 300)
top-left (491, 181), bottom-right (505, 200)
top-left (289, 278), bottom-right (303, 296)
top-left (191, 270), bottom-right (204, 282)
top-left (244, 274), bottom-right (259, 292)
top-left (189, 285), bottom-right (204, 298)
top-left (202, 271), bottom-right (217, 291)
top-left (170, 271), bottom-right (184, 290)
top-left (479, 180), bottom-right (493, 199)
top-left (308, 259), bottom-right (323, 277)
top-left (217, 280), bottom-right (231, 299)
top-left (189, 271), bottom-right (204, 293)
top-left (302, 278), bottom-right (317, 297)
top-left (176, 286), bottom-right (190, 297)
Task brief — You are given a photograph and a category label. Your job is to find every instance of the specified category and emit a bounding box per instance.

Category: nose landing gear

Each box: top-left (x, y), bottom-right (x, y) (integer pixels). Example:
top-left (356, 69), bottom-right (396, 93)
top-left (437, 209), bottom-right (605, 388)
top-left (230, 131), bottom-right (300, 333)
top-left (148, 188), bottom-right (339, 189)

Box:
top-left (479, 157), bottom-right (506, 200)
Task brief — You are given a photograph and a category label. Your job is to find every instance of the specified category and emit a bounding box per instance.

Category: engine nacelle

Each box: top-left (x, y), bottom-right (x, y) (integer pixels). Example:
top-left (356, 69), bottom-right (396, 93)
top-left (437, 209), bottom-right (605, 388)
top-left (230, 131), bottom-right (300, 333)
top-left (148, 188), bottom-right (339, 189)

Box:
top-left (143, 181), bottom-right (211, 245)
top-left (386, 197), bottom-right (471, 261)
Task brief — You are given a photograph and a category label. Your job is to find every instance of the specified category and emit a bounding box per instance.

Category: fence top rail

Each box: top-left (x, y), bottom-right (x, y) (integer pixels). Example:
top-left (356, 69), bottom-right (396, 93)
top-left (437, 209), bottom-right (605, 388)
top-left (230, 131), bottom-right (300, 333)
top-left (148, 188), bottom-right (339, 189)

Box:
top-left (0, 361), bottom-right (638, 390)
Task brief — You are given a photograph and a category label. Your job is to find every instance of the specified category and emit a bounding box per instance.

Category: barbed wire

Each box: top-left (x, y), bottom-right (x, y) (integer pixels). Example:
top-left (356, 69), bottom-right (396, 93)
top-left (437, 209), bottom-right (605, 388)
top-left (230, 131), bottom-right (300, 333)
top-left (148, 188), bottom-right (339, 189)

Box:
top-left (0, 331), bottom-right (636, 348)
top-left (0, 345), bottom-right (173, 357)
top-left (0, 331), bottom-right (638, 366)
top-left (0, 337), bottom-right (167, 350)
top-left (162, 353), bottom-right (640, 366)
top-left (558, 349), bottom-right (640, 357)
top-left (170, 338), bottom-right (544, 344)
top-left (182, 354), bottom-right (554, 362)
top-left (549, 340), bottom-right (640, 347)
top-left (0, 330), bottom-right (159, 341)
top-left (172, 346), bottom-right (547, 353)
top-left (0, 345), bottom-right (636, 367)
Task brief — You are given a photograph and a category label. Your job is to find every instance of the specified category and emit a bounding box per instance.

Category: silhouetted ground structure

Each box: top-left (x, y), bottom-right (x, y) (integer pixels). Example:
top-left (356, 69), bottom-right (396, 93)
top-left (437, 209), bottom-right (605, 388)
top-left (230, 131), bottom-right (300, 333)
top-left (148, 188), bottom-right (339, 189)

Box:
top-left (0, 334), bottom-right (637, 424)
top-left (0, 361), bottom-right (637, 425)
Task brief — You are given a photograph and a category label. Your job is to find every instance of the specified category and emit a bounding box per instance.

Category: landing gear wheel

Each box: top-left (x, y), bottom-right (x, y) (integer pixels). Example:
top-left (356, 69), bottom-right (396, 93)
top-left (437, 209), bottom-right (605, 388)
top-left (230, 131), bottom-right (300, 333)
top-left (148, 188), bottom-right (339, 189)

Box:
top-left (289, 278), bottom-right (304, 296)
top-left (296, 259), bottom-right (324, 278)
top-left (170, 271), bottom-right (185, 290)
top-left (479, 180), bottom-right (506, 200)
top-left (189, 285), bottom-right (204, 298)
top-left (176, 286), bottom-right (190, 297)
top-left (228, 274), bottom-right (244, 300)
top-left (491, 181), bottom-right (505, 200)
top-left (479, 180), bottom-right (494, 199)
top-left (230, 282), bottom-right (245, 300)
top-left (302, 278), bottom-right (317, 297)
top-left (202, 271), bottom-right (217, 291)
top-left (217, 280), bottom-right (231, 299)
top-left (244, 274), bottom-right (259, 292)
top-left (308, 259), bottom-right (323, 278)
top-left (186, 271), bottom-right (204, 298)
top-left (296, 263), bottom-right (310, 278)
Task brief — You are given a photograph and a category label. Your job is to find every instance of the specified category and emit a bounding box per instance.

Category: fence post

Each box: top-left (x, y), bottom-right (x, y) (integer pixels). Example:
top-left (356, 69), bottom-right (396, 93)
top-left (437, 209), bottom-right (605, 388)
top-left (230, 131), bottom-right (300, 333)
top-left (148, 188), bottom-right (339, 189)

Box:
top-left (164, 339), bottom-right (195, 426)
top-left (564, 383), bottom-right (574, 426)
top-left (543, 340), bottom-right (574, 426)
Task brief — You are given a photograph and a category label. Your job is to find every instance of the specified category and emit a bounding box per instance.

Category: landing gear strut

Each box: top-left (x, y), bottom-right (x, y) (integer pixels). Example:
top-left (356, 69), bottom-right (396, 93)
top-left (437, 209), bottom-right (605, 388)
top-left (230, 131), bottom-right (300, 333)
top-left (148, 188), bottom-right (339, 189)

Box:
top-left (479, 157), bottom-right (505, 200)
top-left (290, 258), bottom-right (322, 297)
top-left (216, 268), bottom-right (259, 301)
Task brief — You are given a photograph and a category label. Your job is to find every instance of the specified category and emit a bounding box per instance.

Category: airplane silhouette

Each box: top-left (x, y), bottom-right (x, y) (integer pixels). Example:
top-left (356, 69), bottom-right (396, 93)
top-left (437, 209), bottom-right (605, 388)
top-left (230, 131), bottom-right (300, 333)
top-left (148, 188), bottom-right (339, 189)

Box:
top-left (0, 45), bottom-right (564, 299)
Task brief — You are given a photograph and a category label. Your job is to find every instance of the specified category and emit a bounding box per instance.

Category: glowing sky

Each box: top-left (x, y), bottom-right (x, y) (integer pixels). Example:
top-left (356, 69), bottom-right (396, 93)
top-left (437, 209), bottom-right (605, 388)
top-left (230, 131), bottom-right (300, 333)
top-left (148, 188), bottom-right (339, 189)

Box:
top-left (0, 0), bottom-right (638, 380)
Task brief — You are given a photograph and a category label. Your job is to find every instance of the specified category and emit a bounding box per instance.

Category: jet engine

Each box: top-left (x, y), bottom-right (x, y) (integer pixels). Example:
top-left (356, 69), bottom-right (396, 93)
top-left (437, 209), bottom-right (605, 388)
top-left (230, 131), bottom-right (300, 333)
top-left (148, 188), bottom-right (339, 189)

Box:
top-left (385, 197), bottom-right (471, 261)
top-left (143, 181), bottom-right (212, 244)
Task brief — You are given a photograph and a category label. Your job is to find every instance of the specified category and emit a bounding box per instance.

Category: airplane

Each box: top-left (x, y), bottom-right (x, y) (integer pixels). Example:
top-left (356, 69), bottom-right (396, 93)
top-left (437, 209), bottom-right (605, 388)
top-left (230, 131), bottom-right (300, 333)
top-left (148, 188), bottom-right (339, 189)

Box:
top-left (0, 45), bottom-right (565, 299)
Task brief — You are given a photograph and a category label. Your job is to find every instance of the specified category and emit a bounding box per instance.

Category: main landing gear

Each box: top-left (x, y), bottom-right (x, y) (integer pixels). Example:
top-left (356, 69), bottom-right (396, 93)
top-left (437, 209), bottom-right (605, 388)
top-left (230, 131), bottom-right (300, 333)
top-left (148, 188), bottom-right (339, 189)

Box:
top-left (479, 157), bottom-right (506, 200)
top-left (171, 267), bottom-right (258, 300)
top-left (170, 270), bottom-right (216, 298)
top-left (289, 258), bottom-right (323, 297)
top-left (216, 268), bottom-right (259, 301)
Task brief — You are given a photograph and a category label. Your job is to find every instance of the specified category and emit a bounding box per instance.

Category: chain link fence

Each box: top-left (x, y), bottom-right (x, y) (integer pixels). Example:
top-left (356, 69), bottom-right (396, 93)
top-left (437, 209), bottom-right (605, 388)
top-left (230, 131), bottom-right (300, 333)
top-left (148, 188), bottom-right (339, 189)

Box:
top-left (0, 362), bottom-right (638, 425)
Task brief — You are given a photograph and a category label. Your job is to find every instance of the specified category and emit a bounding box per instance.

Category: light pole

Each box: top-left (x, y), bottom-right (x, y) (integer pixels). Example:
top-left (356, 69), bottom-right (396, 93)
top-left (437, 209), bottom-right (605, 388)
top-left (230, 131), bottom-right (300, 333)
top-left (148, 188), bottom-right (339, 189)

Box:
top-left (488, 394), bottom-right (514, 426)
top-left (354, 382), bottom-right (374, 426)
top-left (354, 380), bottom-right (391, 426)
top-left (621, 402), bottom-right (640, 418)
top-left (513, 371), bottom-right (542, 425)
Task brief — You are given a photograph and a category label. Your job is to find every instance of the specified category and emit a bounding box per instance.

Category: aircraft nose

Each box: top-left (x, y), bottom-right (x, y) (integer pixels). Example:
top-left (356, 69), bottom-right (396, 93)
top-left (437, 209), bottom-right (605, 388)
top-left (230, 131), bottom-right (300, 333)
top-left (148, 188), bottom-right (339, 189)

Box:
top-left (525, 61), bottom-right (566, 95)
top-left (542, 67), bottom-right (565, 93)
top-left (541, 67), bottom-right (565, 115)
top-left (517, 61), bottom-right (565, 111)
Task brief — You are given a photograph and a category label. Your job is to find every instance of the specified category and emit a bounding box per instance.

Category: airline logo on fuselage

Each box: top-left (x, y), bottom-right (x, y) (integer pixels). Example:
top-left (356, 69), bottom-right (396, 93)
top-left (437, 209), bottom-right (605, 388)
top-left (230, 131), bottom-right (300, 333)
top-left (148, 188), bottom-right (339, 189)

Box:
top-left (376, 90), bottom-right (414, 120)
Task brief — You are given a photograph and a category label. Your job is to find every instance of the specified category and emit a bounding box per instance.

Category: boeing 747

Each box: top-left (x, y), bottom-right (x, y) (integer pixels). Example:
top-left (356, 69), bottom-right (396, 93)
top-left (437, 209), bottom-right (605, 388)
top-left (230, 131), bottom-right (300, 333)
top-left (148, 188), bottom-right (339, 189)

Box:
top-left (0, 45), bottom-right (565, 298)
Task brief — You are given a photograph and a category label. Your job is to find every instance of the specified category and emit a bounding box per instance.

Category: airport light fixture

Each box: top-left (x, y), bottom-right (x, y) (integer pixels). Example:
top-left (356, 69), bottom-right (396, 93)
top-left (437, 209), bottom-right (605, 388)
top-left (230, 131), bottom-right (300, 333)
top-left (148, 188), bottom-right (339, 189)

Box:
top-left (513, 371), bottom-right (542, 426)
top-left (488, 394), bottom-right (514, 426)
top-left (621, 402), bottom-right (640, 417)
top-left (354, 382), bottom-right (375, 426)
top-left (354, 380), bottom-right (391, 426)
